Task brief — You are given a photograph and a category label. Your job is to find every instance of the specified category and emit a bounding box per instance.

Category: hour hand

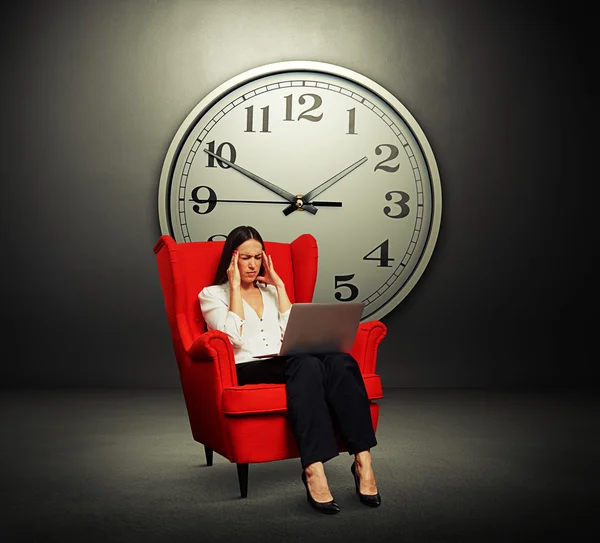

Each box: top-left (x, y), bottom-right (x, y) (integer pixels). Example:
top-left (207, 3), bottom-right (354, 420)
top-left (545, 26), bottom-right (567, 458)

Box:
top-left (203, 149), bottom-right (317, 215)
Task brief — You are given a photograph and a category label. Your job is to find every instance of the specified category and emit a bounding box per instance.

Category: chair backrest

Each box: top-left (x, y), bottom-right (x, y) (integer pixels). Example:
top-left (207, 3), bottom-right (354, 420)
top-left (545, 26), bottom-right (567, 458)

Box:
top-left (154, 234), bottom-right (319, 342)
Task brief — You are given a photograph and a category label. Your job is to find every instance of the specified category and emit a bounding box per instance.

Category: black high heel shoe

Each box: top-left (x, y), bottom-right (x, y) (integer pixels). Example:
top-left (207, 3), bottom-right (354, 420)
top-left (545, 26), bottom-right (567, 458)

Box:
top-left (351, 462), bottom-right (381, 507)
top-left (301, 471), bottom-right (340, 514)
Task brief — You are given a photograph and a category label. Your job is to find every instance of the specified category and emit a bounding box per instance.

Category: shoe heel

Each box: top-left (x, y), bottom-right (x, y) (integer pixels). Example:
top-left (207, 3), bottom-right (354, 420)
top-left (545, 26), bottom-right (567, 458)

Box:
top-left (350, 461), bottom-right (381, 508)
top-left (351, 461), bottom-right (360, 494)
top-left (301, 471), bottom-right (340, 515)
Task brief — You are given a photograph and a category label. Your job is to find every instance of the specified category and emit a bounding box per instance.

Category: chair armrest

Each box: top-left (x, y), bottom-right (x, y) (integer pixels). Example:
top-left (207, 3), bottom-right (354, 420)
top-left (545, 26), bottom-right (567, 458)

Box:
top-left (350, 320), bottom-right (387, 374)
top-left (176, 313), bottom-right (238, 388)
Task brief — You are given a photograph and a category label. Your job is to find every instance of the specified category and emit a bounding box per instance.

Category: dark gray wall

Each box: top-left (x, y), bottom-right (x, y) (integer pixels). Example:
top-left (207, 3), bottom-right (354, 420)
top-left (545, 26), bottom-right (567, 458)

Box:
top-left (2, 0), bottom-right (593, 388)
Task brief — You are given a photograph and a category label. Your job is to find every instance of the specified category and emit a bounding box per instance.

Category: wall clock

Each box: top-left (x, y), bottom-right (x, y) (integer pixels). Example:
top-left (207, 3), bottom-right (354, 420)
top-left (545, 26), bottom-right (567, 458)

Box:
top-left (158, 61), bottom-right (442, 322)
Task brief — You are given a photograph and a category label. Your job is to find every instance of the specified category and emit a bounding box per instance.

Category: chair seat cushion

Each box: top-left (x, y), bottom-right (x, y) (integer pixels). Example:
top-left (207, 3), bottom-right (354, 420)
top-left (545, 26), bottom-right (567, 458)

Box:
top-left (222, 374), bottom-right (383, 416)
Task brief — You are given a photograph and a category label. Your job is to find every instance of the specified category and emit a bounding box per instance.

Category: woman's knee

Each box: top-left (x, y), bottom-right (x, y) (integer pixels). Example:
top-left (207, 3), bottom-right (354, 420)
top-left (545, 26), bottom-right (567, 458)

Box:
top-left (326, 352), bottom-right (360, 371)
top-left (284, 354), bottom-right (324, 380)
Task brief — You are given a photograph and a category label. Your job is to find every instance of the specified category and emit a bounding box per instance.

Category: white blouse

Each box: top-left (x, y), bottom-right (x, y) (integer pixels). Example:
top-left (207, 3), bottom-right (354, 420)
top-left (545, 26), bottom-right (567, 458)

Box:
top-left (198, 283), bottom-right (291, 364)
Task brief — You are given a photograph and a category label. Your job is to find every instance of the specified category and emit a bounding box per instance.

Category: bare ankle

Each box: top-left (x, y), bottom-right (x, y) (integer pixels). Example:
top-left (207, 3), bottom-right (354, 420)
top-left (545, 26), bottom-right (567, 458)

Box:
top-left (354, 450), bottom-right (372, 468)
top-left (304, 462), bottom-right (325, 478)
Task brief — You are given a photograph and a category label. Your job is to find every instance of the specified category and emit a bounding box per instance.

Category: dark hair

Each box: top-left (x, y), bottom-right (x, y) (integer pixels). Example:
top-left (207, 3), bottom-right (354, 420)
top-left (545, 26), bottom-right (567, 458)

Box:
top-left (213, 225), bottom-right (265, 285)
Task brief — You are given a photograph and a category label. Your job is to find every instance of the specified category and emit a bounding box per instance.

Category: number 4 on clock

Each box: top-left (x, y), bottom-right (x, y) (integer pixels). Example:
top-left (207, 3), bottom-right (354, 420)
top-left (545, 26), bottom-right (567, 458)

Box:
top-left (363, 240), bottom-right (395, 267)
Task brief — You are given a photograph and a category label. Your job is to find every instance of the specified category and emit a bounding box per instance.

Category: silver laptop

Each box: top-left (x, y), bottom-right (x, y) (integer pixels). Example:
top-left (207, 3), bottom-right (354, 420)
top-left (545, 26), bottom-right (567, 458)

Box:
top-left (253, 302), bottom-right (364, 358)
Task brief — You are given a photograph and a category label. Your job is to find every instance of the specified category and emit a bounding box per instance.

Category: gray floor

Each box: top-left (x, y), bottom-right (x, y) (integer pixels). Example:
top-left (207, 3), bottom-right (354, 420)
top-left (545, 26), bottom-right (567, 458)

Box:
top-left (1, 387), bottom-right (597, 543)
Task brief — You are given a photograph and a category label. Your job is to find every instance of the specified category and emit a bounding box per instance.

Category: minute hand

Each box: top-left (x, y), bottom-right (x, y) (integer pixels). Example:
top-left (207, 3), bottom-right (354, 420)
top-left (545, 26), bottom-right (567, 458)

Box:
top-left (282, 156), bottom-right (367, 216)
top-left (203, 149), bottom-right (317, 215)
top-left (303, 156), bottom-right (368, 202)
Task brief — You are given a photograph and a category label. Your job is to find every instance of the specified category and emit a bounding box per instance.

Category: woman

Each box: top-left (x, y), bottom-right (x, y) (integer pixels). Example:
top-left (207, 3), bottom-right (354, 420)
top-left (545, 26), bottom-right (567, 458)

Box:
top-left (199, 225), bottom-right (381, 514)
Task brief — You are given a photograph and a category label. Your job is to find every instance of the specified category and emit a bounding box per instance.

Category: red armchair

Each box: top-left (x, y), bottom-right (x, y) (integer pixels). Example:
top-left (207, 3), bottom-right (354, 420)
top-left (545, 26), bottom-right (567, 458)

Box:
top-left (153, 233), bottom-right (387, 497)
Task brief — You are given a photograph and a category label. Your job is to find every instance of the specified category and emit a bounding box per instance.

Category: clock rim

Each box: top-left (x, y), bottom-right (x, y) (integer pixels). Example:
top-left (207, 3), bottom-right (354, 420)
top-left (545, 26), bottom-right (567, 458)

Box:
top-left (157, 60), bottom-right (442, 321)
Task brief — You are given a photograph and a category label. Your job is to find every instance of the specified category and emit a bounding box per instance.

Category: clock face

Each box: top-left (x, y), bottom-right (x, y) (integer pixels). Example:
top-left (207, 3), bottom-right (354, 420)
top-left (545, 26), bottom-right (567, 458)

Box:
top-left (158, 61), bottom-right (442, 322)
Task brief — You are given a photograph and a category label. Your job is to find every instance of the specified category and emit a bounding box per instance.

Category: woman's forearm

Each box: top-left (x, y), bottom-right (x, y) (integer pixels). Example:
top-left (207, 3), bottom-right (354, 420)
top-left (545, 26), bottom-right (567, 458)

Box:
top-left (275, 283), bottom-right (292, 314)
top-left (229, 286), bottom-right (245, 320)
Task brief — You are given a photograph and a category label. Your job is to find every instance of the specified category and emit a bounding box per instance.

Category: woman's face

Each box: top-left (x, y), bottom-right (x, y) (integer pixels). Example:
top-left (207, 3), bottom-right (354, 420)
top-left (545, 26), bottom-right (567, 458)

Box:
top-left (236, 239), bottom-right (263, 285)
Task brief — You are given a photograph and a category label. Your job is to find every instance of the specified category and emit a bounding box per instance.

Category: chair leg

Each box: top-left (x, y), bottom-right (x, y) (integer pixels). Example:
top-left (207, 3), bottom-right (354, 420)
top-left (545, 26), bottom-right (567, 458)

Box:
top-left (204, 446), bottom-right (213, 466)
top-left (236, 463), bottom-right (249, 498)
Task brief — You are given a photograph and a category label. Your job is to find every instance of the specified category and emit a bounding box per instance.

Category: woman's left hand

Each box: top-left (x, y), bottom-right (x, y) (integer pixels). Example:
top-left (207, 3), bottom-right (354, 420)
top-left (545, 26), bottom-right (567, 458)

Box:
top-left (257, 252), bottom-right (285, 289)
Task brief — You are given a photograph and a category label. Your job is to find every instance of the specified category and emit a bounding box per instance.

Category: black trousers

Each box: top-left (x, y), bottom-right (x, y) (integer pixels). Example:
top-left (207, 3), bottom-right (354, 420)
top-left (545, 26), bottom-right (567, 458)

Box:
top-left (236, 352), bottom-right (377, 469)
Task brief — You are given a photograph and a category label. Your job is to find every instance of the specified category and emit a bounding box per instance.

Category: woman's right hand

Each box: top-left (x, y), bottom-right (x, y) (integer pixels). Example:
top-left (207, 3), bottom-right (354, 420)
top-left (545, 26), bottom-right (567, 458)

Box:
top-left (227, 250), bottom-right (241, 289)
